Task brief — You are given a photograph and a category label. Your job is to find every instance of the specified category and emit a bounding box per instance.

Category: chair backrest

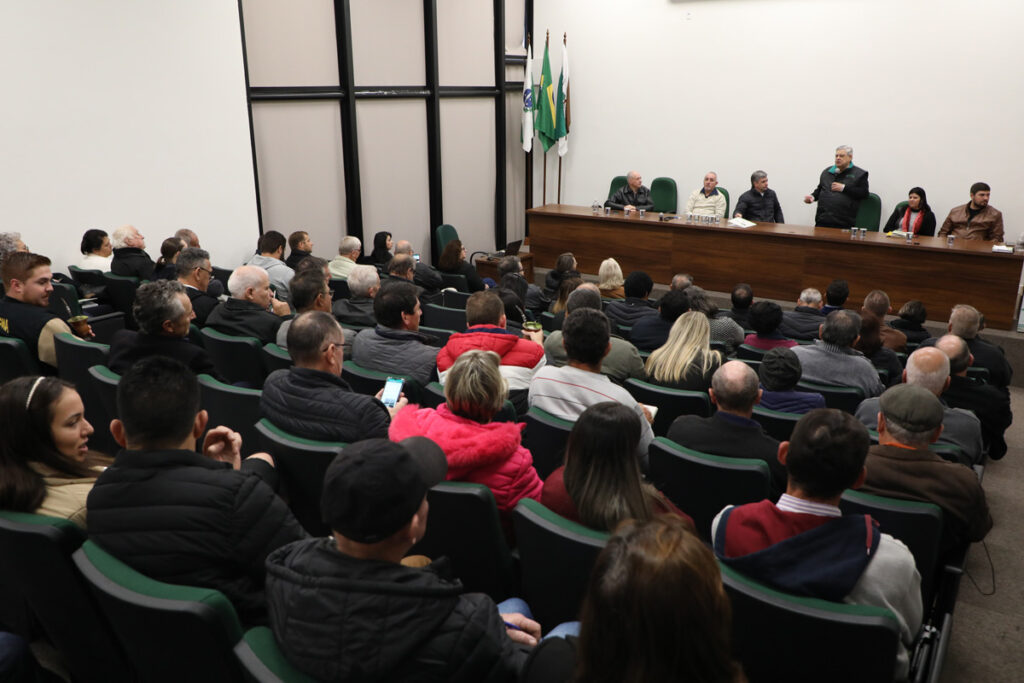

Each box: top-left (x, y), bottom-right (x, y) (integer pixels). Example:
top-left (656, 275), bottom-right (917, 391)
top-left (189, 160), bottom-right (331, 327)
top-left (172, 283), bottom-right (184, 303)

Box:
top-left (340, 360), bottom-right (423, 404)
top-left (854, 192), bottom-right (883, 231)
top-left (419, 325), bottom-right (453, 346)
top-left (88, 364), bottom-right (122, 426)
top-left (965, 366), bottom-right (989, 383)
top-left (410, 482), bottom-right (517, 601)
top-left (736, 343), bottom-right (767, 360)
top-left (648, 437), bottom-right (770, 541)
top-left (100, 272), bottom-right (140, 327)
top-left (422, 381), bottom-right (446, 408)
top-left (719, 186), bottom-right (730, 218)
top-left (200, 327), bottom-right (267, 387)
top-left (512, 499), bottom-right (609, 629)
top-left (69, 265), bottom-right (106, 288)
top-left (212, 266), bottom-right (233, 291)
top-left (540, 310), bottom-right (557, 332)
top-left (439, 272), bottom-right (470, 293)
top-left (0, 337), bottom-right (42, 383)
top-left (607, 175), bottom-right (627, 200)
top-left (47, 281), bottom-right (83, 318)
top-left (0, 512), bottom-right (132, 681)
top-left (198, 374), bottom-right (263, 455)
top-left (234, 626), bottom-right (317, 683)
top-left (624, 378), bottom-right (713, 437)
top-left (521, 407), bottom-right (575, 480)
top-left (839, 489), bottom-right (943, 611)
top-left (327, 278), bottom-right (350, 301)
top-left (261, 343), bottom-right (294, 374)
top-left (435, 224), bottom-right (460, 255)
top-left (650, 176), bottom-right (678, 213)
top-left (73, 539), bottom-right (244, 682)
top-left (54, 333), bottom-right (118, 454)
top-left (421, 303), bottom-right (467, 332)
top-left (253, 419), bottom-right (346, 536)
top-left (441, 289), bottom-right (472, 309)
top-left (795, 380), bottom-right (865, 413)
top-left (751, 405), bottom-right (803, 442)
top-left (720, 562), bottom-right (900, 683)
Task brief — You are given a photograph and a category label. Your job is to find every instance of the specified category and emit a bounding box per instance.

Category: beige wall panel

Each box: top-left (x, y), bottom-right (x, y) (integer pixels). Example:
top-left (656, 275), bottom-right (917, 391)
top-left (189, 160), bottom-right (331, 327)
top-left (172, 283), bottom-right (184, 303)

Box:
top-left (437, 0), bottom-right (493, 86)
top-left (505, 93), bottom-right (527, 244)
top-left (504, 0), bottom-right (526, 51)
top-left (351, 0), bottom-right (424, 86)
top-left (441, 99), bottom-right (496, 255)
top-left (241, 0), bottom-right (339, 86)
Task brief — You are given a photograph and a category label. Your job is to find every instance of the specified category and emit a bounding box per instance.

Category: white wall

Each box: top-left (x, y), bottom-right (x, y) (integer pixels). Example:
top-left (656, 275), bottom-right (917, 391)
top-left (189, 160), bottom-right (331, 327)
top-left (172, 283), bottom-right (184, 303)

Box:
top-left (532, 0), bottom-right (1024, 237)
top-left (0, 0), bottom-right (259, 273)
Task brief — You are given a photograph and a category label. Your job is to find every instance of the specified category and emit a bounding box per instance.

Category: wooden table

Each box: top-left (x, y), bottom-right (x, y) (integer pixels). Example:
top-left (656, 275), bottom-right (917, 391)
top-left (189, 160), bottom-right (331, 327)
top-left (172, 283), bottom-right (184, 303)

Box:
top-left (474, 252), bottom-right (534, 283)
top-left (527, 204), bottom-right (1024, 330)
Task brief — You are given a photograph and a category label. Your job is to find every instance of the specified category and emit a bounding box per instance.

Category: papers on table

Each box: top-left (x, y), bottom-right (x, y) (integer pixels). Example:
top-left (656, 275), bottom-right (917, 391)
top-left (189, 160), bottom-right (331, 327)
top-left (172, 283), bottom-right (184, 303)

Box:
top-left (727, 217), bottom-right (755, 228)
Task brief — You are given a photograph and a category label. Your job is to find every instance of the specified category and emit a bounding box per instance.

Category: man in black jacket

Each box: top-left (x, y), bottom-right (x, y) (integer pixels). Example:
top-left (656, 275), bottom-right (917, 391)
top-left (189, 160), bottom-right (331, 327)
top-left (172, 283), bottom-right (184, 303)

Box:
top-left (176, 247), bottom-right (221, 326)
top-left (261, 311), bottom-right (402, 442)
top-left (778, 287), bottom-right (825, 341)
top-left (604, 270), bottom-right (658, 331)
top-left (604, 170), bottom-right (654, 212)
top-left (206, 265), bottom-right (291, 343)
top-left (936, 334), bottom-right (1013, 459)
top-left (265, 438), bottom-right (540, 682)
top-left (285, 230), bottom-right (314, 270)
top-left (110, 224), bottom-right (156, 280)
top-left (921, 304), bottom-right (1013, 389)
top-left (87, 357), bottom-right (306, 624)
top-left (804, 146), bottom-right (869, 229)
top-left (331, 264), bottom-right (378, 328)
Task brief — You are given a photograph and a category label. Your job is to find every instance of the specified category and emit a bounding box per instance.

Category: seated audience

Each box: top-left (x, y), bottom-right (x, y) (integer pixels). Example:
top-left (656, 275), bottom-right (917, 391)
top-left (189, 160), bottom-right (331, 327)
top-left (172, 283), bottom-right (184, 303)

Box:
top-left (265, 438), bottom-right (539, 681)
top-left (821, 279), bottom-right (849, 315)
top-left (722, 282), bottom-right (754, 328)
top-left (438, 239), bottom-right (485, 292)
top-left (262, 312), bottom-right (399, 442)
top-left (206, 265), bottom-right (290, 344)
top-left (246, 231), bottom-right (295, 303)
top-left (0, 252), bottom-right (77, 370)
top-left (541, 402), bottom-right (693, 530)
top-left (604, 270), bottom-right (658, 331)
top-left (779, 287), bottom-right (825, 340)
top-left (543, 252), bottom-right (579, 298)
top-left (285, 230), bottom-right (313, 270)
top-left (855, 347), bottom-right (983, 465)
top-left (687, 287), bottom-right (744, 355)
top-left (882, 187), bottom-right (936, 236)
top-left (549, 276), bottom-right (583, 316)
top-left (854, 311), bottom-right (902, 386)
top-left (630, 289), bottom-right (689, 352)
top-left (108, 280), bottom-right (219, 378)
top-left (597, 258), bottom-right (625, 299)
top-left (153, 237), bottom-right (186, 280)
top-left (667, 361), bottom-right (786, 496)
top-left (889, 300), bottom-right (930, 345)
top-left (0, 232), bottom-right (28, 267)
top-left (743, 301), bottom-right (798, 350)
top-left (389, 349), bottom-right (542, 519)
top-left (87, 357), bottom-right (307, 624)
top-left (331, 264), bottom-right (379, 328)
top-left (530, 308), bottom-right (654, 462)
top-left (176, 247), bottom-right (220, 326)
top-left (922, 304), bottom-right (1012, 389)
top-left (644, 311), bottom-right (722, 392)
top-left (328, 235), bottom-right (361, 280)
top-left (389, 254), bottom-right (442, 306)
top-left (521, 516), bottom-right (743, 683)
top-left (366, 230), bottom-right (393, 268)
top-left (496, 287), bottom-right (529, 335)
top-left (174, 228), bottom-right (201, 248)
top-left (757, 347), bottom-right (826, 414)
top-left (110, 224), bottom-right (154, 280)
top-left (938, 182), bottom-right (1003, 242)
top-left (295, 255), bottom-right (330, 283)
top-left (275, 269), bottom-right (332, 349)
top-left (791, 310), bottom-right (885, 398)
top-left (352, 280), bottom-right (439, 387)
top-left (395, 239), bottom-right (443, 292)
top-left (935, 334), bottom-right (1012, 460)
top-left (862, 289), bottom-right (906, 351)
top-left (437, 290), bottom-right (545, 392)
top-left (0, 376), bottom-right (107, 528)
top-left (712, 409), bottom-right (922, 680)
top-left (543, 284), bottom-right (645, 384)
top-left (77, 229), bottom-right (112, 270)
top-left (670, 273), bottom-right (694, 292)
top-left (497, 255), bottom-right (545, 311)
top-left (861, 383), bottom-right (993, 554)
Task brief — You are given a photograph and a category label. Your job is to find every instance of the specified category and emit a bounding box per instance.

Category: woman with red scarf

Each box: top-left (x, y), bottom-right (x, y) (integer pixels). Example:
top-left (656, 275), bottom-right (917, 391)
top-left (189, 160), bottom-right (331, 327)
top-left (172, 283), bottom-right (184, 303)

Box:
top-left (883, 186), bottom-right (936, 236)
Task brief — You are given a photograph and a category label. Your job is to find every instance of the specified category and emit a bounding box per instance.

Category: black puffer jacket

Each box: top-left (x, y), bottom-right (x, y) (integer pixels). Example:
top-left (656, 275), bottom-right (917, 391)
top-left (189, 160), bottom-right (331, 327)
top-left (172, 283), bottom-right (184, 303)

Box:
top-left (604, 297), bottom-right (658, 330)
top-left (111, 247), bottom-right (156, 280)
top-left (260, 367), bottom-right (390, 442)
top-left (811, 165), bottom-right (870, 229)
top-left (779, 306), bottom-right (825, 341)
top-left (265, 538), bottom-right (527, 682)
top-left (86, 449), bottom-right (307, 623)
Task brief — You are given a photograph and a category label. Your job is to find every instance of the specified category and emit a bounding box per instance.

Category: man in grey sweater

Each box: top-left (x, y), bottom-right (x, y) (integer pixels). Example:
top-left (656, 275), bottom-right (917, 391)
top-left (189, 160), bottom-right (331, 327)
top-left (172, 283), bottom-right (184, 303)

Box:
top-left (791, 310), bottom-right (884, 398)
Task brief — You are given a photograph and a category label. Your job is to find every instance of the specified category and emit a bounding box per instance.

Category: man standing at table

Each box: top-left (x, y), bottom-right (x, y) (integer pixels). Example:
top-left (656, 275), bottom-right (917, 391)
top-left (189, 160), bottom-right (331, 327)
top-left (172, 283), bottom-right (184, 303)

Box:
top-left (604, 171), bottom-right (654, 212)
top-left (803, 145), bottom-right (869, 229)
top-left (685, 171), bottom-right (726, 217)
top-left (734, 170), bottom-right (784, 223)
top-left (937, 182), bottom-right (1004, 242)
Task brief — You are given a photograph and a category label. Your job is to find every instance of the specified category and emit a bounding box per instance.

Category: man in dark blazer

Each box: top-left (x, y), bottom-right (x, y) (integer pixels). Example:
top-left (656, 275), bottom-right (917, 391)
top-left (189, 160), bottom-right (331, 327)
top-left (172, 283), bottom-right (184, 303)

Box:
top-left (921, 304), bottom-right (1013, 389)
top-left (175, 247), bottom-right (220, 326)
top-left (667, 360), bottom-right (786, 497)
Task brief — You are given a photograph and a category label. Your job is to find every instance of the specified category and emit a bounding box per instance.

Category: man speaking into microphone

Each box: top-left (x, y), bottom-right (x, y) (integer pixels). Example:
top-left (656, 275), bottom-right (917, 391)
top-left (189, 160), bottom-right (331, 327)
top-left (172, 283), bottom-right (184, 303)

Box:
top-left (804, 145), bottom-right (869, 229)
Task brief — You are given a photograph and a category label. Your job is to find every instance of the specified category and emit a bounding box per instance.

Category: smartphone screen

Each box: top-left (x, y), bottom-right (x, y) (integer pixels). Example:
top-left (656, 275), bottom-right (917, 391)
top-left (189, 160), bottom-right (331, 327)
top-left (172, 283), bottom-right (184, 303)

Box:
top-left (381, 377), bottom-right (404, 408)
top-left (414, 253), bottom-right (421, 262)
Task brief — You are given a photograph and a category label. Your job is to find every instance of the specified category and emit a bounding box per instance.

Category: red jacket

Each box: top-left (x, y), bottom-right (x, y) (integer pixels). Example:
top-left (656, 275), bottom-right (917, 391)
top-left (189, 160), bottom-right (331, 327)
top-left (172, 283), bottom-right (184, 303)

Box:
top-left (436, 326), bottom-right (545, 390)
top-left (388, 404), bottom-right (543, 513)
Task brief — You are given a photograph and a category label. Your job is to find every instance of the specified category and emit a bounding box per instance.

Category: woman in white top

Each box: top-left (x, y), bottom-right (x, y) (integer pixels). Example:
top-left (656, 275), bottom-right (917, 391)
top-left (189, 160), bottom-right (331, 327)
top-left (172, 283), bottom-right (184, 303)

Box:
top-left (77, 228), bottom-right (112, 270)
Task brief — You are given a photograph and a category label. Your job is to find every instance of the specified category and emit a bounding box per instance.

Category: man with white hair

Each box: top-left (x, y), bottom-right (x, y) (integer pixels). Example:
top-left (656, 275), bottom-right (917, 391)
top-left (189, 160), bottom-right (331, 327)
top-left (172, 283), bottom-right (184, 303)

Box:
top-left (803, 145), bottom-right (869, 229)
top-left (110, 224), bottom-right (155, 279)
top-left (394, 239), bottom-right (443, 291)
top-left (206, 265), bottom-right (290, 343)
top-left (922, 304), bottom-right (1012, 389)
top-left (685, 171), bottom-right (726, 218)
top-left (778, 287), bottom-right (825, 341)
top-left (791, 310), bottom-right (884, 398)
top-left (604, 171), bottom-right (654, 212)
top-left (329, 236), bottom-right (362, 280)
top-left (854, 346), bottom-right (983, 465)
top-left (332, 265), bottom-right (379, 328)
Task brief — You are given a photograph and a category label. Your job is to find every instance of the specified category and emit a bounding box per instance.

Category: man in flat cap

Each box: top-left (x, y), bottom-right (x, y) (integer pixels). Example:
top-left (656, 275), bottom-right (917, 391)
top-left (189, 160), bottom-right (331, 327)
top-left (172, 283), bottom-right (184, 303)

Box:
top-left (861, 384), bottom-right (993, 555)
top-left (264, 438), bottom-right (541, 682)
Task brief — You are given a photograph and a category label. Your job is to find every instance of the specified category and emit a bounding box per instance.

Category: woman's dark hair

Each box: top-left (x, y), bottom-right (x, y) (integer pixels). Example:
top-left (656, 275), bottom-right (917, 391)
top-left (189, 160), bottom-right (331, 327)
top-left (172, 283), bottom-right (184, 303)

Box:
top-left (499, 273), bottom-right (527, 307)
top-left (576, 515), bottom-right (743, 683)
top-left (854, 310), bottom-right (883, 357)
top-left (555, 252), bottom-right (576, 274)
top-left (908, 187), bottom-right (931, 214)
top-left (0, 377), bottom-right (98, 512)
top-left (80, 229), bottom-right (108, 255)
top-left (155, 237), bottom-right (185, 270)
top-left (686, 286), bottom-right (719, 319)
top-left (748, 301), bottom-right (783, 336)
top-left (369, 231), bottom-right (393, 265)
top-left (438, 239), bottom-right (465, 272)
top-left (898, 300), bottom-right (927, 324)
top-left (550, 276), bottom-right (583, 314)
top-left (495, 287), bottom-right (526, 326)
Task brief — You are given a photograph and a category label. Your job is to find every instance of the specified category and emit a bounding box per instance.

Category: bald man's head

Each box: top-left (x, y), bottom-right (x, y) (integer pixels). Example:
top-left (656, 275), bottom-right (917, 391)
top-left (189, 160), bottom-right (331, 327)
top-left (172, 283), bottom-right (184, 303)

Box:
top-left (394, 240), bottom-right (413, 255)
top-left (935, 334), bottom-right (972, 375)
top-left (905, 346), bottom-right (951, 396)
top-left (710, 360), bottom-right (760, 413)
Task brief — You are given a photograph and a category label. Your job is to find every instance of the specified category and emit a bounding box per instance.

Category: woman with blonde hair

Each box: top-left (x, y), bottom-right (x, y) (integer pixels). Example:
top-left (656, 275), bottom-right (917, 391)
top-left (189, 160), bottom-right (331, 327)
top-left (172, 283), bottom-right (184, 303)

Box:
top-left (645, 311), bottom-right (722, 392)
top-left (597, 258), bottom-right (625, 299)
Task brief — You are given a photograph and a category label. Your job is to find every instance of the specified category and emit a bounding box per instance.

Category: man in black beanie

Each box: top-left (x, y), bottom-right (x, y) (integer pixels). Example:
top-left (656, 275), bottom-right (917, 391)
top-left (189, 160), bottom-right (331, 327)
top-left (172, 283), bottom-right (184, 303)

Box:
top-left (756, 347), bottom-right (826, 414)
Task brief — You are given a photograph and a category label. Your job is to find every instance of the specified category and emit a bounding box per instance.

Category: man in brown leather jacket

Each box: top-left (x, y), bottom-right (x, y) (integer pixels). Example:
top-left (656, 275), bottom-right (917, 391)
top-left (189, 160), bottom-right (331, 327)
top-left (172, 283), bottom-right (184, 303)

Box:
top-left (938, 182), bottom-right (1004, 242)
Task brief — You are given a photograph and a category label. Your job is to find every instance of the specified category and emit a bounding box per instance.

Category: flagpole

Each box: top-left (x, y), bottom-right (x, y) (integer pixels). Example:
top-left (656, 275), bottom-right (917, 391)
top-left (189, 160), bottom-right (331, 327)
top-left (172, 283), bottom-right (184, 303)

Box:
top-left (525, 33), bottom-right (532, 217)
top-left (542, 30), bottom-right (549, 206)
top-left (557, 32), bottom-right (565, 205)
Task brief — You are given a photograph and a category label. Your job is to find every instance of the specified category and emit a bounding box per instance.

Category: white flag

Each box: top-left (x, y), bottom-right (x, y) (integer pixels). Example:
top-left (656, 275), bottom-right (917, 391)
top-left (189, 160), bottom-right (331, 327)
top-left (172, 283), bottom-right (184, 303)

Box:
top-left (556, 39), bottom-right (569, 157)
top-left (522, 44), bottom-right (533, 153)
